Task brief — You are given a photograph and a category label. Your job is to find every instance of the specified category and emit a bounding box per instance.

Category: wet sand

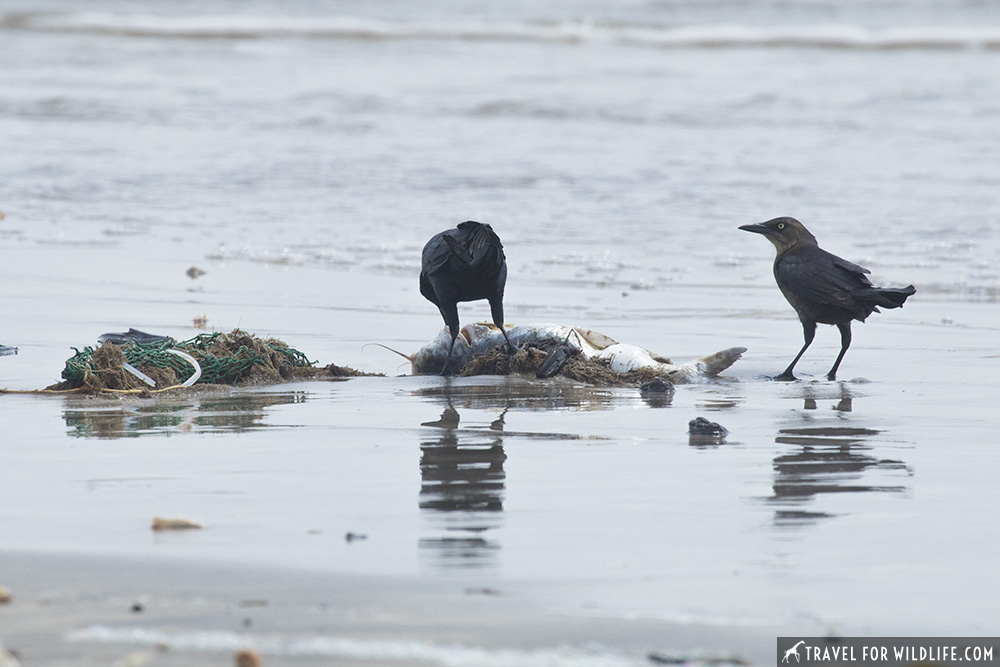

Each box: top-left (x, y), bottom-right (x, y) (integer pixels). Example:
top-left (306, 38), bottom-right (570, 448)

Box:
top-left (0, 550), bottom-right (773, 666)
top-left (2, 294), bottom-right (999, 665)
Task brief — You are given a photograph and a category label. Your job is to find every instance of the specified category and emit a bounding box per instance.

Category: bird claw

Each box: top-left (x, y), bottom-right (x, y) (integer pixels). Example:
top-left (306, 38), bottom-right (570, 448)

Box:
top-left (773, 372), bottom-right (798, 382)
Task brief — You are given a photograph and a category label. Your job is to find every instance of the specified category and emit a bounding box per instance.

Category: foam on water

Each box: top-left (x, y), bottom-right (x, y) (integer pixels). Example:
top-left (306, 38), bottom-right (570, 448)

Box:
top-left (66, 625), bottom-right (651, 666)
top-left (6, 11), bottom-right (1000, 50)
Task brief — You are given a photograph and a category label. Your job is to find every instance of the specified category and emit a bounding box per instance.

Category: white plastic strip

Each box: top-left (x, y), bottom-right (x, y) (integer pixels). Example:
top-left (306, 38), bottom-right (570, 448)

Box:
top-left (166, 349), bottom-right (203, 387)
top-left (121, 361), bottom-right (156, 387)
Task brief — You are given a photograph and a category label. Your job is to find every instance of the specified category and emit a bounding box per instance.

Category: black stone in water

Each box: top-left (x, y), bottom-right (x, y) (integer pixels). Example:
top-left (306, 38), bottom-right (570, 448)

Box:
top-left (688, 416), bottom-right (727, 435)
top-left (639, 377), bottom-right (674, 394)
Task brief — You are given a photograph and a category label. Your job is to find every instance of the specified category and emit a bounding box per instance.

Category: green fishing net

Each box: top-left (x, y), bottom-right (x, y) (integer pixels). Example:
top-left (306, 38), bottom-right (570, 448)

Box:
top-left (57, 330), bottom-right (320, 391)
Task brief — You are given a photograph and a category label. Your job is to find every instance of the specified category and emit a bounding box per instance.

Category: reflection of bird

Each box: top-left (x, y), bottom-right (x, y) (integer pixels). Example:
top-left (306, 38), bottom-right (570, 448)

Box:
top-left (420, 221), bottom-right (513, 375)
top-left (740, 217), bottom-right (915, 381)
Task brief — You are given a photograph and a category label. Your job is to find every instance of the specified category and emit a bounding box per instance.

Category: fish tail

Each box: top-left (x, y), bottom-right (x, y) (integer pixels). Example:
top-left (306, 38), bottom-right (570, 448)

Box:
top-left (697, 347), bottom-right (747, 375)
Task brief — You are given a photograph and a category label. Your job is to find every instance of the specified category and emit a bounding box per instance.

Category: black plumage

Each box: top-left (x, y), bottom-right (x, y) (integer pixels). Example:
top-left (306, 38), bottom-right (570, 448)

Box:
top-left (740, 216), bottom-right (915, 381)
top-left (420, 221), bottom-right (513, 375)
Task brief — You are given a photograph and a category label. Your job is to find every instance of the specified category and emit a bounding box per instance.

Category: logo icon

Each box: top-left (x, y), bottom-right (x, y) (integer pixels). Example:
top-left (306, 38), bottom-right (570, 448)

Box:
top-left (782, 640), bottom-right (806, 663)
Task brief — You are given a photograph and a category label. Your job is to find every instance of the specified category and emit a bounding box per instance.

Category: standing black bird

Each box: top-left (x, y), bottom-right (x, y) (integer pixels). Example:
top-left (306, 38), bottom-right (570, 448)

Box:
top-left (420, 220), bottom-right (514, 375)
top-left (739, 216), bottom-right (915, 381)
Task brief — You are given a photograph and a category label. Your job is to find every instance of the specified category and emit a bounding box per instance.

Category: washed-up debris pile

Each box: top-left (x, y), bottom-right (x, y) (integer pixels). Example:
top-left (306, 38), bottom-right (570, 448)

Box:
top-left (47, 329), bottom-right (374, 393)
top-left (460, 346), bottom-right (669, 387)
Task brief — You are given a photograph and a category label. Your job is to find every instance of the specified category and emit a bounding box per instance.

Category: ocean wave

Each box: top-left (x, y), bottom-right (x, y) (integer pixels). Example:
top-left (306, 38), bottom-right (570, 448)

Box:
top-left (66, 624), bottom-right (643, 666)
top-left (4, 11), bottom-right (1000, 50)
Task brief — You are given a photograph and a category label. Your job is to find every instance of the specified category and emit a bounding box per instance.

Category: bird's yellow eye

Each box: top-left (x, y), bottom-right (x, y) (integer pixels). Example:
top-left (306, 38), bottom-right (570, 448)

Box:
top-left (777, 222), bottom-right (785, 230)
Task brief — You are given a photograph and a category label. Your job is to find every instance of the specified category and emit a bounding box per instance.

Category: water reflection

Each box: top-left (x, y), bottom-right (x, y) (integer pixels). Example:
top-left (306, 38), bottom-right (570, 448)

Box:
top-left (63, 390), bottom-right (309, 438)
top-left (412, 376), bottom-right (621, 411)
top-left (418, 393), bottom-right (507, 570)
top-left (767, 386), bottom-right (912, 527)
top-left (800, 382), bottom-right (854, 412)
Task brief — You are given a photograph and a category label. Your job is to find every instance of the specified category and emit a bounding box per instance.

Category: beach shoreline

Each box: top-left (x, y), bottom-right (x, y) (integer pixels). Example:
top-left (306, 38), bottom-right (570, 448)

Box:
top-left (0, 549), bottom-right (775, 666)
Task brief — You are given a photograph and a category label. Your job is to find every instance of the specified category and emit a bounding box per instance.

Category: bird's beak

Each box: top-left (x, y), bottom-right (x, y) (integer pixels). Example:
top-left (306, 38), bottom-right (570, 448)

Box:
top-left (738, 223), bottom-right (771, 235)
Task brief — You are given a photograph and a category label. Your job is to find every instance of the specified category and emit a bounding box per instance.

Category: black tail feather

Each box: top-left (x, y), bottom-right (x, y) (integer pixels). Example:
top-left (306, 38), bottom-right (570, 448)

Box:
top-left (860, 285), bottom-right (915, 309)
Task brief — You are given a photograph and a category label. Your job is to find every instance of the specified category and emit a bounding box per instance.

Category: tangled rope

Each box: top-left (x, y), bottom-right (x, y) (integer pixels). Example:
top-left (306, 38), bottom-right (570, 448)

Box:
top-left (53, 329), bottom-right (318, 394)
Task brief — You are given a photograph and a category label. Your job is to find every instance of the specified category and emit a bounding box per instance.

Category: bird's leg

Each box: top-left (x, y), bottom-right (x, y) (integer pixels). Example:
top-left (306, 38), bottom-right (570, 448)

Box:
top-left (775, 321), bottom-right (815, 381)
top-left (440, 303), bottom-right (461, 376)
top-left (489, 299), bottom-right (513, 354)
top-left (826, 323), bottom-right (852, 381)
top-left (441, 333), bottom-right (458, 376)
top-left (490, 299), bottom-right (514, 373)
top-left (499, 327), bottom-right (514, 374)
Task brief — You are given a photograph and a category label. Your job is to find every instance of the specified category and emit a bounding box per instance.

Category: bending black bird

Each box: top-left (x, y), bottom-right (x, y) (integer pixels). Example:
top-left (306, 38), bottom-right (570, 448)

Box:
top-left (739, 216), bottom-right (915, 381)
top-left (420, 221), bottom-right (513, 375)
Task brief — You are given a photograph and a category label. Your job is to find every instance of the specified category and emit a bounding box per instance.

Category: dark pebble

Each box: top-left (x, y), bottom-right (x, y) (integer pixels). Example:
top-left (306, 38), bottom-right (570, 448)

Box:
top-left (688, 417), bottom-right (728, 435)
top-left (639, 377), bottom-right (674, 394)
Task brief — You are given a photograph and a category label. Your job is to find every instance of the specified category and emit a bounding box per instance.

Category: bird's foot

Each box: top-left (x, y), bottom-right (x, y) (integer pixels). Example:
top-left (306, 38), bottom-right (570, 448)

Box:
top-left (772, 372), bottom-right (798, 382)
top-left (825, 373), bottom-right (838, 381)
top-left (439, 366), bottom-right (457, 377)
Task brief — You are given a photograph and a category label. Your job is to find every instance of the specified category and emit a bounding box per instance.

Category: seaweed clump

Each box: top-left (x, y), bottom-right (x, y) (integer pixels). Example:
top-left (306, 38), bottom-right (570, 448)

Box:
top-left (459, 346), bottom-right (667, 387)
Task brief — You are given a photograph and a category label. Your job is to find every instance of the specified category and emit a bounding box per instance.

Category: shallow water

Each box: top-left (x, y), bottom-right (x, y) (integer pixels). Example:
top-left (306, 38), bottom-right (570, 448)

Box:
top-left (2, 0), bottom-right (1000, 662)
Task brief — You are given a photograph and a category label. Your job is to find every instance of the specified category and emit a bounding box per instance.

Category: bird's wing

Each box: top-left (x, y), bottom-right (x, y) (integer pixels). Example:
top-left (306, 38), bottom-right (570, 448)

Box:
top-left (778, 249), bottom-right (873, 309)
top-left (421, 233), bottom-right (453, 275)
top-left (831, 255), bottom-right (872, 277)
top-left (443, 233), bottom-right (475, 264)
top-left (461, 222), bottom-right (504, 267)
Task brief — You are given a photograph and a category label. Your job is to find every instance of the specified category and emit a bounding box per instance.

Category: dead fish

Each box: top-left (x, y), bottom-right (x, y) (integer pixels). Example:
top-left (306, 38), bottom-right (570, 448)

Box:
top-left (98, 328), bottom-right (175, 345)
top-left (379, 323), bottom-right (745, 383)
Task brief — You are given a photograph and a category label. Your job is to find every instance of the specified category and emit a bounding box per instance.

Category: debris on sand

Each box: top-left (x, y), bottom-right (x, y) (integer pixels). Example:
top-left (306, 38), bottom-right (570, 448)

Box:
top-left (234, 649), bottom-right (263, 667)
top-left (535, 344), bottom-right (575, 379)
top-left (151, 517), bottom-right (203, 531)
top-left (461, 346), bottom-right (670, 387)
top-left (43, 329), bottom-right (379, 394)
top-left (649, 650), bottom-right (749, 666)
top-left (0, 586), bottom-right (11, 604)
